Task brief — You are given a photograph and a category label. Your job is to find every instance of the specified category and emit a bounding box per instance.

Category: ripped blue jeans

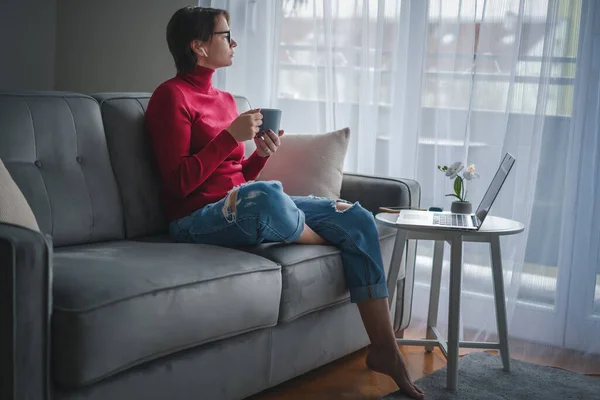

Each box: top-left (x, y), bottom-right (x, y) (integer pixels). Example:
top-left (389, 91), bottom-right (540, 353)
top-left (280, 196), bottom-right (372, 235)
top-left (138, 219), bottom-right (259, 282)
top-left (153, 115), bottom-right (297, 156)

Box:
top-left (169, 180), bottom-right (388, 303)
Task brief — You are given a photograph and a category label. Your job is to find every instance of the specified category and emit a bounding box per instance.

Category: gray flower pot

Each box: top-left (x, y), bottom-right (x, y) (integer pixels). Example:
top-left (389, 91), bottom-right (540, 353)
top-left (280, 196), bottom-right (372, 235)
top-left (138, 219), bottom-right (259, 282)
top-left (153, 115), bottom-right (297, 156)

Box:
top-left (451, 201), bottom-right (473, 214)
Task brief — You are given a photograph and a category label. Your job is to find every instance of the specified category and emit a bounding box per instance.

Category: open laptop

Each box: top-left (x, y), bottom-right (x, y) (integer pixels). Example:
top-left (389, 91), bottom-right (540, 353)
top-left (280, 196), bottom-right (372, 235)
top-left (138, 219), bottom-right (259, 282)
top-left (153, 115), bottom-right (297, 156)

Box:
top-left (396, 153), bottom-right (516, 231)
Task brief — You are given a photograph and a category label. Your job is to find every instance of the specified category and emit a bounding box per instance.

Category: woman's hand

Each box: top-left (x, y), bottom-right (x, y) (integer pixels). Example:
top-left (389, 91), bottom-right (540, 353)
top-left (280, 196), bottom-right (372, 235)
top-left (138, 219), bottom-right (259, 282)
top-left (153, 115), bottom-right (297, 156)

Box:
top-left (255, 129), bottom-right (284, 158)
top-left (225, 109), bottom-right (263, 142)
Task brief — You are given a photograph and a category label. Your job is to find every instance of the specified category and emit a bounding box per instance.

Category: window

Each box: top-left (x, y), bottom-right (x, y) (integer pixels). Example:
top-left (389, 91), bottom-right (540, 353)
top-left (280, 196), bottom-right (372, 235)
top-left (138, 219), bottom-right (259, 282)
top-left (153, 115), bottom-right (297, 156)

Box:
top-left (278, 0), bottom-right (402, 104)
top-left (425, 0), bottom-right (581, 116)
top-left (278, 0), bottom-right (581, 116)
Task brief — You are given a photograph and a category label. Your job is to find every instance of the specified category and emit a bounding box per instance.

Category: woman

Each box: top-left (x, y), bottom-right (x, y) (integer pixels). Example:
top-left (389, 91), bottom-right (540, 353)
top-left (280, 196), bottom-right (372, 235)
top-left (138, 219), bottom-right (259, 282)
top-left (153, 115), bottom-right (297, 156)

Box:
top-left (145, 6), bottom-right (424, 399)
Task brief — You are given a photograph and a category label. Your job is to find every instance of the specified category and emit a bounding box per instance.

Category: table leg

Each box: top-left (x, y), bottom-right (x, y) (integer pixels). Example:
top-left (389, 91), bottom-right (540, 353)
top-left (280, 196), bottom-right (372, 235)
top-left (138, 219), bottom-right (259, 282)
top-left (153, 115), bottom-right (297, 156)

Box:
top-left (447, 235), bottom-right (463, 391)
top-left (425, 240), bottom-right (444, 352)
top-left (387, 229), bottom-right (407, 309)
top-left (490, 235), bottom-right (510, 372)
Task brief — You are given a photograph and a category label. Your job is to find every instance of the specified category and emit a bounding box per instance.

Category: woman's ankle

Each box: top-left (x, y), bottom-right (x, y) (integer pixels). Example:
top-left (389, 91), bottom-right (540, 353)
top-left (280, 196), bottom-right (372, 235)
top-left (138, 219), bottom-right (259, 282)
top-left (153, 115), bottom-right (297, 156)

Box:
top-left (368, 343), bottom-right (402, 359)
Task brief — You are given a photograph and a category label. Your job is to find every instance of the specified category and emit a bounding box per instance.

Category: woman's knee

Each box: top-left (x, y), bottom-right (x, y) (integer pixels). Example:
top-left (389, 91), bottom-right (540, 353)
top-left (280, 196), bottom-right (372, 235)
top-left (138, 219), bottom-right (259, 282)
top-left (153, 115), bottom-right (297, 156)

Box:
top-left (225, 181), bottom-right (278, 211)
top-left (235, 180), bottom-right (294, 215)
top-left (238, 180), bottom-right (304, 241)
top-left (238, 181), bottom-right (284, 203)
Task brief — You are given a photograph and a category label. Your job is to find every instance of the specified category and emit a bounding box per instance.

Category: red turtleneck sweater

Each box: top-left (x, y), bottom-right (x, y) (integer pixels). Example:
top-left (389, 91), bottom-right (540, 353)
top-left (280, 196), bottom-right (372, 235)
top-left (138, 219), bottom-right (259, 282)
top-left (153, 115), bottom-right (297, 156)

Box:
top-left (145, 66), bottom-right (268, 222)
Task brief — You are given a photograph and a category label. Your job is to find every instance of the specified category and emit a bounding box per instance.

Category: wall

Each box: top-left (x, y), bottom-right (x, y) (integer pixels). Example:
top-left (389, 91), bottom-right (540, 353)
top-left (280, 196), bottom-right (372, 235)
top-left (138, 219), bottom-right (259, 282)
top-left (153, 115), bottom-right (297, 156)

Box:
top-left (55, 0), bottom-right (193, 94)
top-left (0, 0), bottom-right (57, 90)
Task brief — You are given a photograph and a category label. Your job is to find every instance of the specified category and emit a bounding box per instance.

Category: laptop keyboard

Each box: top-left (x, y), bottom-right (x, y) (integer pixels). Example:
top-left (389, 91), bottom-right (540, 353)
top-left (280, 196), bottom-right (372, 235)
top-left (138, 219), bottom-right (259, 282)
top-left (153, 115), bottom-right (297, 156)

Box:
top-left (433, 213), bottom-right (468, 227)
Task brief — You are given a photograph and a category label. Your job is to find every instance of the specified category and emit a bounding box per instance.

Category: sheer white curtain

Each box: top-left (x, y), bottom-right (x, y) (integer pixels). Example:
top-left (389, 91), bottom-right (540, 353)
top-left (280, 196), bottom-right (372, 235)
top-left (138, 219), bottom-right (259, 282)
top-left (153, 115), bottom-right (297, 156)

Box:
top-left (207, 0), bottom-right (600, 372)
top-left (560, 0), bottom-right (600, 360)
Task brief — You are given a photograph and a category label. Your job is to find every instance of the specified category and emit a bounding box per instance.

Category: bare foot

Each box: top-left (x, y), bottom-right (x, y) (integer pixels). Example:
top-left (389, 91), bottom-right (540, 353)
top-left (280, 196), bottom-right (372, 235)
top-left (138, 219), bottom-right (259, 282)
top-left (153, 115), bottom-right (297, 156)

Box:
top-left (366, 348), bottom-right (425, 399)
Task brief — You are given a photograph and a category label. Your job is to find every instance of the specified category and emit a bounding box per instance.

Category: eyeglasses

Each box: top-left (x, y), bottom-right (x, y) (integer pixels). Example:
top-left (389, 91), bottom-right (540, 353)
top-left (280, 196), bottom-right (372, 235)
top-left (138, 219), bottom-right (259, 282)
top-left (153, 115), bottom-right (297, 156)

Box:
top-left (213, 30), bottom-right (231, 44)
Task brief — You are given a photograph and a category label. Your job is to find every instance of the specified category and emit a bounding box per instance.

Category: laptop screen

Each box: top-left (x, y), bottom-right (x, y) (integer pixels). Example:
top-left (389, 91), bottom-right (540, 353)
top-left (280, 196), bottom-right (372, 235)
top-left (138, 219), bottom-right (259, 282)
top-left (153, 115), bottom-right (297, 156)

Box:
top-left (475, 153), bottom-right (516, 225)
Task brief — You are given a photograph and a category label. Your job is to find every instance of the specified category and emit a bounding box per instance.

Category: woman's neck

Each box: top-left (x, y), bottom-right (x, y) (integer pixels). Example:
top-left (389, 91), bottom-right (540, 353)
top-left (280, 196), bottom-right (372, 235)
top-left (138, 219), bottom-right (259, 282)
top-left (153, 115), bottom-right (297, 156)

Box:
top-left (181, 65), bottom-right (215, 92)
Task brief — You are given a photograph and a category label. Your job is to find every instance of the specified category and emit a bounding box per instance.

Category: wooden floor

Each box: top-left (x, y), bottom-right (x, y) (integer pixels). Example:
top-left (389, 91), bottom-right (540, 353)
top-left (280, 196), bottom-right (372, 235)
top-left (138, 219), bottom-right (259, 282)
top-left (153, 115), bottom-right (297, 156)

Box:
top-left (247, 328), bottom-right (600, 400)
top-left (247, 345), bottom-right (447, 400)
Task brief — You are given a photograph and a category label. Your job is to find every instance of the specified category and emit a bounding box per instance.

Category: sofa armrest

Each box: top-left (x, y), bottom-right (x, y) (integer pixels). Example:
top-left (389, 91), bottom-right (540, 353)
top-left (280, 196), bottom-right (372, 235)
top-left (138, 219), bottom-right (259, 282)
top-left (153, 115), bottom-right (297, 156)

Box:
top-left (340, 173), bottom-right (421, 214)
top-left (0, 223), bottom-right (52, 400)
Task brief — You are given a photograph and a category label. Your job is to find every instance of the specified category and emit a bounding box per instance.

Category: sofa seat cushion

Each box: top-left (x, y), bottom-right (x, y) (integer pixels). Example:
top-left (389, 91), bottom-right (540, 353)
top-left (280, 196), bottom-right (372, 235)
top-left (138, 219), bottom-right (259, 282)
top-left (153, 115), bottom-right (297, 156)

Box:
top-left (51, 241), bottom-right (282, 389)
top-left (243, 224), bottom-right (396, 323)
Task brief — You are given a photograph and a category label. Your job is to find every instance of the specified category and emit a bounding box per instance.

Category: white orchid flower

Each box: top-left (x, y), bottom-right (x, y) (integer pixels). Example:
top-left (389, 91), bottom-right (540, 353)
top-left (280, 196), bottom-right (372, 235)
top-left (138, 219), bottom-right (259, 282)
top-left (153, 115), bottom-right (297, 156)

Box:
top-left (463, 163), bottom-right (480, 180)
top-left (446, 161), bottom-right (464, 179)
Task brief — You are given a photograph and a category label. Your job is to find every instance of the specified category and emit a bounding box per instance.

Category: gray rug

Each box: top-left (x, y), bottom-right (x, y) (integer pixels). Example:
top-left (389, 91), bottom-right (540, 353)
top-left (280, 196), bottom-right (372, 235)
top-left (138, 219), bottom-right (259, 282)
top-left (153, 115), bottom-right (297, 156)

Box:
top-left (383, 351), bottom-right (600, 400)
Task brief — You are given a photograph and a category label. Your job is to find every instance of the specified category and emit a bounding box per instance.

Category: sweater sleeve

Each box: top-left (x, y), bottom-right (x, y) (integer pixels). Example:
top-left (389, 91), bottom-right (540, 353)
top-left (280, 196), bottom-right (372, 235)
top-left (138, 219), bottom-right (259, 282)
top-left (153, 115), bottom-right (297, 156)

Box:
top-left (146, 84), bottom-right (239, 199)
top-left (241, 150), bottom-right (269, 181)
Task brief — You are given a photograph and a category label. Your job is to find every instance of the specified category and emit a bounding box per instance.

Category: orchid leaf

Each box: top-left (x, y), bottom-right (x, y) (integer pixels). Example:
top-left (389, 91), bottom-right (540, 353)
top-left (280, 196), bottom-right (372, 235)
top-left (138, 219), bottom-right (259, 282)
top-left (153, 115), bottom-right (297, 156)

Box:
top-left (454, 177), bottom-right (462, 198)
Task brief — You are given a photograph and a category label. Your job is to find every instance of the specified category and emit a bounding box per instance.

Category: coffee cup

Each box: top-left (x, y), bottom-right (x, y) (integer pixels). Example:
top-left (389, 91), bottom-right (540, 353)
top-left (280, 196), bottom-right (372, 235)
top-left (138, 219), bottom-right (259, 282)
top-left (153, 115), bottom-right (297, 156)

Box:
top-left (258, 108), bottom-right (282, 136)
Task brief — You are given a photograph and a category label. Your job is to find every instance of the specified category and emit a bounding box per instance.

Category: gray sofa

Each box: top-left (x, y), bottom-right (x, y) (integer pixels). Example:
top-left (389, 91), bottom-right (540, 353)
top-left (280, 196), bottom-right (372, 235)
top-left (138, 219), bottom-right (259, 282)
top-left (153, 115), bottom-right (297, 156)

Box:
top-left (0, 91), bottom-right (420, 400)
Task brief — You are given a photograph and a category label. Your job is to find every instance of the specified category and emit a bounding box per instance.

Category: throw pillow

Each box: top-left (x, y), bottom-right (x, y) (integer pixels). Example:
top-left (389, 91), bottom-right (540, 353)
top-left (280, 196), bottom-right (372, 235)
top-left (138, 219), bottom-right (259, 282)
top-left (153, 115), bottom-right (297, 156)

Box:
top-left (0, 158), bottom-right (40, 231)
top-left (257, 127), bottom-right (350, 199)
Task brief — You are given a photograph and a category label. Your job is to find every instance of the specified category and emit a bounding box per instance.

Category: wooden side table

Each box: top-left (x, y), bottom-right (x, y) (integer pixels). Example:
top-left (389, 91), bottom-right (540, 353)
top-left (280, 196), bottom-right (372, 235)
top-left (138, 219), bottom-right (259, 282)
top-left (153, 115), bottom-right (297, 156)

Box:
top-left (376, 212), bottom-right (525, 391)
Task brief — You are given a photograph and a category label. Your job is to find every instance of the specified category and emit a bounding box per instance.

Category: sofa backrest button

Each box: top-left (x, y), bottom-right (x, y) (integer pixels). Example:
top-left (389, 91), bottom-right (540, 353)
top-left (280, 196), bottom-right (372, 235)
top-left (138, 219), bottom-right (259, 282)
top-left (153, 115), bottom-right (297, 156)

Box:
top-left (35, 160), bottom-right (42, 168)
